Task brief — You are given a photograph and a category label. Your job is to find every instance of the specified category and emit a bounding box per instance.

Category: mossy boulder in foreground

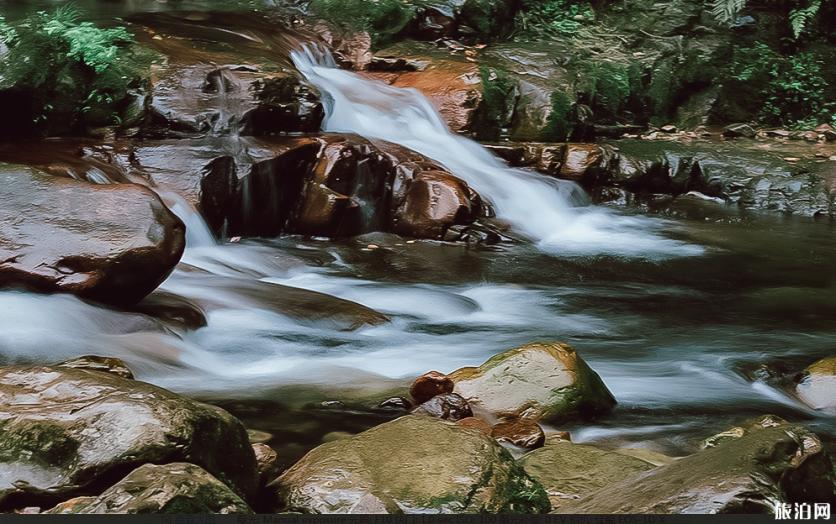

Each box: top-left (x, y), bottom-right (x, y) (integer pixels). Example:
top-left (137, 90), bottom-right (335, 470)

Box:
top-left (45, 463), bottom-right (253, 514)
top-left (269, 415), bottom-right (550, 514)
top-left (520, 439), bottom-right (657, 509)
top-left (554, 420), bottom-right (836, 514)
top-left (0, 365), bottom-right (258, 509)
top-left (450, 342), bottom-right (616, 423)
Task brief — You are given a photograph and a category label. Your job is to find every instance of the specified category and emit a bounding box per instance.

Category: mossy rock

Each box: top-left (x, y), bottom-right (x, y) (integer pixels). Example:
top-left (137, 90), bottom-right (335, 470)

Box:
top-left (270, 415), bottom-right (550, 514)
top-left (449, 342), bottom-right (616, 424)
top-left (520, 440), bottom-right (656, 510)
top-left (0, 366), bottom-right (258, 509)
top-left (45, 463), bottom-right (253, 514)
top-left (554, 422), bottom-right (836, 514)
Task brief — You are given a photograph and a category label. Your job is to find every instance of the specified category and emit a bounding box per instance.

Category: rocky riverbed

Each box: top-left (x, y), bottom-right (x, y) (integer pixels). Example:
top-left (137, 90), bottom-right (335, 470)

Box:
top-left (0, 0), bottom-right (835, 515)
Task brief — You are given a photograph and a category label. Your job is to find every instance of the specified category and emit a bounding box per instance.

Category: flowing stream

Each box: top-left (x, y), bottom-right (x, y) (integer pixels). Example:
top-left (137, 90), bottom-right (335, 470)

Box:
top-left (291, 46), bottom-right (702, 258)
top-left (0, 5), bottom-right (833, 469)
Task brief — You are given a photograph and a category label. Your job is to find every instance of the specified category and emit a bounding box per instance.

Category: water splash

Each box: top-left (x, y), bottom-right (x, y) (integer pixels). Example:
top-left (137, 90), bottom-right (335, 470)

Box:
top-left (292, 45), bottom-right (702, 258)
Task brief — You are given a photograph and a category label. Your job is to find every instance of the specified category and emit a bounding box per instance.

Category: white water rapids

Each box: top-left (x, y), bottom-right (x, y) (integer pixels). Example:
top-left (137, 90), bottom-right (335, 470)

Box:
top-left (291, 45), bottom-right (701, 258)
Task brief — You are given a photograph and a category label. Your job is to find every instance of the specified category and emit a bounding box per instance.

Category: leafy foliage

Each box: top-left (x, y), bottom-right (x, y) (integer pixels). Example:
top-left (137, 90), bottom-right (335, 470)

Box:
top-left (789, 0), bottom-right (821, 39)
top-left (709, 0), bottom-right (747, 25)
top-left (578, 60), bottom-right (637, 115)
top-left (474, 66), bottom-right (516, 140)
top-left (515, 0), bottom-right (594, 37)
top-left (307, 0), bottom-right (418, 45)
top-left (728, 43), bottom-right (829, 125)
top-left (0, 5), bottom-right (153, 131)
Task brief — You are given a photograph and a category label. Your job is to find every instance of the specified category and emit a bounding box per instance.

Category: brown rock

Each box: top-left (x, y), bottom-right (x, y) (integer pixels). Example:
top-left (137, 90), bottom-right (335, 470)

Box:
top-left (367, 54), bottom-right (482, 133)
top-left (410, 370), bottom-right (454, 404)
top-left (252, 443), bottom-right (280, 487)
top-left (392, 170), bottom-right (480, 238)
top-left (57, 356), bottom-right (135, 379)
top-left (456, 417), bottom-right (492, 435)
top-left (558, 144), bottom-right (603, 182)
top-left (413, 393), bottom-right (473, 421)
top-left (491, 419), bottom-right (546, 449)
top-left (0, 165), bottom-right (185, 305)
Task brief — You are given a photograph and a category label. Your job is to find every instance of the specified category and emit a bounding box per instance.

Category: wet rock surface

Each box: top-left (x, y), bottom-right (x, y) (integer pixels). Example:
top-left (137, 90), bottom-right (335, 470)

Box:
top-left (491, 420), bottom-right (546, 450)
top-left (520, 439), bottom-right (656, 509)
top-left (795, 357), bottom-right (836, 414)
top-left (409, 371), bottom-right (455, 405)
top-left (554, 421), bottom-right (836, 514)
top-left (0, 365), bottom-right (258, 509)
top-left (450, 342), bottom-right (616, 424)
top-left (269, 415), bottom-right (550, 514)
top-left (44, 463), bottom-right (253, 514)
top-left (412, 393), bottom-right (473, 421)
top-left (0, 164), bottom-right (185, 305)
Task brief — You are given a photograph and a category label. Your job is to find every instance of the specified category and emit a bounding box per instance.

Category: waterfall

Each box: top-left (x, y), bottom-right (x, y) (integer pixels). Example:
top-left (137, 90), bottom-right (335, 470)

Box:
top-left (291, 45), bottom-right (701, 258)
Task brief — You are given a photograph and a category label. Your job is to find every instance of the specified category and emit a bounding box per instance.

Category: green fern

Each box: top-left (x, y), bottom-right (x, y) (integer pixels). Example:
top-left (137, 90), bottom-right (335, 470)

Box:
top-left (710, 0), bottom-right (747, 25)
top-left (789, 0), bottom-right (821, 39)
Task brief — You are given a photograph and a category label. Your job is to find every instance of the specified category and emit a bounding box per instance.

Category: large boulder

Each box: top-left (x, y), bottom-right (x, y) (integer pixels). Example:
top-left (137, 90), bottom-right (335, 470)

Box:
top-left (554, 421), bottom-right (836, 514)
top-left (519, 439), bottom-right (656, 509)
top-left (449, 342), bottom-right (616, 424)
top-left (0, 366), bottom-right (258, 509)
top-left (45, 463), bottom-right (252, 514)
top-left (0, 165), bottom-right (185, 305)
top-left (795, 357), bottom-right (836, 414)
top-left (269, 415), bottom-right (550, 514)
top-left (230, 134), bottom-right (482, 240)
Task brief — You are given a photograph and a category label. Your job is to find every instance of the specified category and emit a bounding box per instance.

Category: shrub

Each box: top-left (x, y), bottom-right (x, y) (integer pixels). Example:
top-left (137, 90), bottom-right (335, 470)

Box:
top-left (728, 43), bottom-right (829, 126)
top-left (0, 6), bottom-right (152, 133)
top-left (307, 0), bottom-right (417, 45)
top-left (515, 0), bottom-right (594, 37)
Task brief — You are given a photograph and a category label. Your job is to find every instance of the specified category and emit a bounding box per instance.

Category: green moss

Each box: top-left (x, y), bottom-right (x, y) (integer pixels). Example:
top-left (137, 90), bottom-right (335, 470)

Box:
top-left (474, 66), bottom-right (516, 140)
top-left (515, 0), bottom-right (595, 37)
top-left (0, 420), bottom-right (79, 465)
top-left (541, 89), bottom-right (574, 141)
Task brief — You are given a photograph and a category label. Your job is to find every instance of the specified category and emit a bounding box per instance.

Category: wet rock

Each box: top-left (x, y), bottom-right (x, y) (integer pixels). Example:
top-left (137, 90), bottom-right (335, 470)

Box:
top-left (368, 46), bottom-right (482, 133)
top-left (392, 170), bottom-right (481, 238)
top-left (231, 135), bottom-right (481, 240)
top-left (410, 371), bottom-right (455, 404)
top-left (240, 76), bottom-right (324, 136)
top-left (0, 165), bottom-right (185, 305)
top-left (722, 123), bottom-right (756, 139)
top-left (795, 357), bottom-right (836, 414)
top-left (0, 365), bottom-right (258, 508)
top-left (456, 417), bottom-right (492, 435)
top-left (700, 415), bottom-right (787, 450)
top-left (559, 144), bottom-right (603, 182)
top-left (134, 291), bottom-right (208, 331)
top-left (44, 463), bottom-right (252, 514)
top-left (56, 356), bottom-right (134, 380)
top-left (520, 440), bottom-right (655, 509)
top-left (413, 393), bottom-right (473, 421)
top-left (378, 397), bottom-right (412, 412)
top-left (491, 420), bottom-right (545, 449)
top-left (269, 415), bottom-right (550, 514)
top-left (450, 342), bottom-right (616, 424)
top-left (554, 422), bottom-right (836, 514)
top-left (252, 444), bottom-right (280, 487)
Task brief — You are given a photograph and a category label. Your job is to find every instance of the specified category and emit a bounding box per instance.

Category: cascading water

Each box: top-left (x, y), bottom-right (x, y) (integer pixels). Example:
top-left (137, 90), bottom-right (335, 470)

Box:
top-left (291, 45), bottom-right (701, 258)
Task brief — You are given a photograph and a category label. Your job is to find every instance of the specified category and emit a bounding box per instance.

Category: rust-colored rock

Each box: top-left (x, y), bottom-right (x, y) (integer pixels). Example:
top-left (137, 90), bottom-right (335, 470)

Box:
top-left (410, 370), bottom-right (455, 404)
top-left (457, 417), bottom-right (492, 435)
top-left (491, 419), bottom-right (546, 449)
top-left (0, 165), bottom-right (185, 305)
top-left (367, 53), bottom-right (482, 133)
top-left (558, 144), bottom-right (603, 182)
top-left (253, 443), bottom-right (280, 487)
top-left (413, 393), bottom-right (473, 421)
top-left (393, 170), bottom-right (480, 238)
